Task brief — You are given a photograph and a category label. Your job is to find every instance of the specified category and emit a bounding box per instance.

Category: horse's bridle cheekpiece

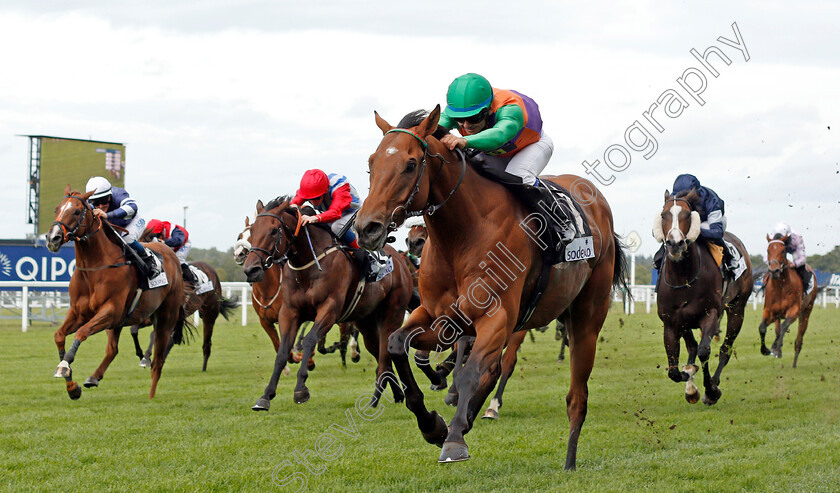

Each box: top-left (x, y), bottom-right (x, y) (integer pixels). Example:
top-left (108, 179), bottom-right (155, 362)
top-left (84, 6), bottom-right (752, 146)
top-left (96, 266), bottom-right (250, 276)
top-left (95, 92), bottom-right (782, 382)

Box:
top-left (383, 128), bottom-right (466, 234)
top-left (53, 194), bottom-right (101, 243)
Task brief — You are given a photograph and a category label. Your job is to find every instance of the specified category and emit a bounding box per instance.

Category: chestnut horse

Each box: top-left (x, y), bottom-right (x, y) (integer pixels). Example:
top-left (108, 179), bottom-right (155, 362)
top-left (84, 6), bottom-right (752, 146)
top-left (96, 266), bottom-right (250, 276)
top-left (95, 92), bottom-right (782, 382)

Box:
top-left (130, 260), bottom-right (237, 372)
top-left (653, 190), bottom-right (752, 405)
top-left (234, 213), bottom-right (359, 369)
top-left (406, 223), bottom-right (428, 257)
top-left (243, 197), bottom-right (413, 410)
top-left (45, 186), bottom-right (190, 399)
top-left (355, 107), bottom-right (628, 469)
top-left (759, 234), bottom-right (817, 367)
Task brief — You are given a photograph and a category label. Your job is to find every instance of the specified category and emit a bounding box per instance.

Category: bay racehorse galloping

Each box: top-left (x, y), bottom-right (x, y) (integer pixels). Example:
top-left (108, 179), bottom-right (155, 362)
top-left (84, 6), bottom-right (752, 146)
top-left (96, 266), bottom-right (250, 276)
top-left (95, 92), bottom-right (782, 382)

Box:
top-left (355, 107), bottom-right (628, 470)
top-left (759, 234), bottom-right (817, 367)
top-left (45, 186), bottom-right (190, 399)
top-left (130, 259), bottom-right (237, 372)
top-left (653, 189), bottom-right (752, 405)
top-left (243, 197), bottom-right (413, 410)
top-left (234, 212), bottom-right (359, 368)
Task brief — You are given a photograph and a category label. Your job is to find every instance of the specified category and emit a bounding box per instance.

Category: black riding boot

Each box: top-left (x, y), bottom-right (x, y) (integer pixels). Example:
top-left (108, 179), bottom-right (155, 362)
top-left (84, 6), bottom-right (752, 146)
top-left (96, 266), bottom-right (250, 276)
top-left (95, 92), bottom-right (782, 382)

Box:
top-left (520, 183), bottom-right (576, 251)
top-left (181, 263), bottom-right (197, 284)
top-left (138, 250), bottom-right (160, 278)
top-left (795, 265), bottom-right (811, 290)
top-left (653, 245), bottom-right (665, 270)
top-left (349, 249), bottom-right (373, 282)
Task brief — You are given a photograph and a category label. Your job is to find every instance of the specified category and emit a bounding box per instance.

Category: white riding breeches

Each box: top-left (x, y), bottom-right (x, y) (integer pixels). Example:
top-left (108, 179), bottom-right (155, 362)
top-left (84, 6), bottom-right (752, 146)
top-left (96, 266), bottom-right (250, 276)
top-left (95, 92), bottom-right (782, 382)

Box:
top-left (175, 240), bottom-right (192, 263)
top-left (481, 130), bottom-right (554, 186)
top-left (120, 216), bottom-right (145, 243)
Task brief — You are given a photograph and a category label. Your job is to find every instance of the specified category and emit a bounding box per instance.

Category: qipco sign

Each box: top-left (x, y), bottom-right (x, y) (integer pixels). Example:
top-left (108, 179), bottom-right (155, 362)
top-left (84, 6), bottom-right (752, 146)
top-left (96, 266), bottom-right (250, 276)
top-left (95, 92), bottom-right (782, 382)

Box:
top-left (0, 243), bottom-right (76, 283)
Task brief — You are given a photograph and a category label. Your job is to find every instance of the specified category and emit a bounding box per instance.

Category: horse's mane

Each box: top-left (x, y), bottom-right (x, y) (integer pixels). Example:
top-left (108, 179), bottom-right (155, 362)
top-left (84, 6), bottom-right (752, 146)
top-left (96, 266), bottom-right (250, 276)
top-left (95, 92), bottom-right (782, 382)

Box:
top-left (397, 109), bottom-right (449, 140)
top-left (772, 233), bottom-right (784, 241)
top-left (264, 195), bottom-right (291, 211)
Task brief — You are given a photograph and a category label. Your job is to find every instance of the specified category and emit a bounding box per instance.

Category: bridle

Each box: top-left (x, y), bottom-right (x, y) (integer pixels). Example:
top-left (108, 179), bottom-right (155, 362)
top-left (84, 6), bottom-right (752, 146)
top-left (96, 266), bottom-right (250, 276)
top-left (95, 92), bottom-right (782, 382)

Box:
top-left (664, 197), bottom-right (692, 243)
top-left (382, 128), bottom-right (466, 234)
top-left (767, 239), bottom-right (788, 272)
top-left (52, 195), bottom-right (102, 243)
top-left (248, 208), bottom-right (302, 269)
top-left (660, 197), bottom-right (701, 289)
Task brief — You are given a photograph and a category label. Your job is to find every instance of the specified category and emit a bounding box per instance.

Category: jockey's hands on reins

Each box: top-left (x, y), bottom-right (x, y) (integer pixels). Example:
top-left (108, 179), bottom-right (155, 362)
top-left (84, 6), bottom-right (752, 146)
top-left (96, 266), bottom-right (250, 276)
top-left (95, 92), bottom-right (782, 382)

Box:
top-left (300, 214), bottom-right (319, 226)
top-left (441, 134), bottom-right (467, 151)
top-left (93, 209), bottom-right (107, 219)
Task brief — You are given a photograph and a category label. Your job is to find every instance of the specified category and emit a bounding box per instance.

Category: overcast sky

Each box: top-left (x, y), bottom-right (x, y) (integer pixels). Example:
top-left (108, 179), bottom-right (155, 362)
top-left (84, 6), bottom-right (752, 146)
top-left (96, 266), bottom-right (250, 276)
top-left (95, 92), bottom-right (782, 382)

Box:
top-left (1, 0), bottom-right (838, 260)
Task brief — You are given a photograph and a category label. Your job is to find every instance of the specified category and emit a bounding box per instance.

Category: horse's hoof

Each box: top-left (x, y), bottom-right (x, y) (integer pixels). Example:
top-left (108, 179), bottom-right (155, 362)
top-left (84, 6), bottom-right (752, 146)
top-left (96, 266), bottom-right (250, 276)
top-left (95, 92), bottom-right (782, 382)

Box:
top-left (54, 361), bottom-right (70, 378)
top-left (393, 390), bottom-right (405, 404)
top-left (444, 391), bottom-right (459, 407)
top-left (703, 387), bottom-right (722, 406)
top-left (294, 389), bottom-right (310, 404)
top-left (139, 357), bottom-right (151, 368)
top-left (252, 398), bottom-right (271, 411)
top-left (421, 411), bottom-right (448, 447)
top-left (83, 376), bottom-right (99, 388)
top-left (438, 441), bottom-right (470, 463)
top-left (67, 384), bottom-right (82, 400)
top-left (482, 408), bottom-right (499, 420)
top-left (430, 377), bottom-right (448, 392)
top-left (307, 361), bottom-right (316, 371)
top-left (685, 390), bottom-right (700, 404)
top-left (351, 354), bottom-right (361, 363)
top-left (760, 346), bottom-right (771, 356)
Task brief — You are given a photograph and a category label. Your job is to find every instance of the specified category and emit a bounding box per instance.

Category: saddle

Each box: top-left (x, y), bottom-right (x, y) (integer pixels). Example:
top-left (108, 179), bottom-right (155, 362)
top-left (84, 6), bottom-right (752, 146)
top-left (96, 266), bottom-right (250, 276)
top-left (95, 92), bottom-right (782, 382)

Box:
top-left (187, 264), bottom-right (214, 294)
top-left (470, 160), bottom-right (593, 265)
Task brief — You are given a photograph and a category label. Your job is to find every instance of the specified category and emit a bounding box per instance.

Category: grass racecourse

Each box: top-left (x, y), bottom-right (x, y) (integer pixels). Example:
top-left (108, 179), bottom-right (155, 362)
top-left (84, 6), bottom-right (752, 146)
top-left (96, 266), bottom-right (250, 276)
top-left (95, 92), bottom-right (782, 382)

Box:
top-left (2, 304), bottom-right (839, 492)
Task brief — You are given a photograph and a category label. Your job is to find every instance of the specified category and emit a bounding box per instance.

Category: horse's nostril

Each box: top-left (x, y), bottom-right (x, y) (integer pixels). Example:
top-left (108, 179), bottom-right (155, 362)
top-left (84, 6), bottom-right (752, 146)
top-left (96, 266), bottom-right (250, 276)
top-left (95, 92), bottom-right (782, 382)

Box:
top-left (363, 222), bottom-right (385, 238)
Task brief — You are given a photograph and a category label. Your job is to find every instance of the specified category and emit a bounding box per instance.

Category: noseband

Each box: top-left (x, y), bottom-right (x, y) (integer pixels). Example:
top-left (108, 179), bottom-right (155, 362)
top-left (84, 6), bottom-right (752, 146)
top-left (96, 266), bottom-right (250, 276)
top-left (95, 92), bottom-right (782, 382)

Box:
top-left (383, 128), bottom-right (466, 233)
top-left (52, 195), bottom-right (101, 243)
top-left (249, 208), bottom-right (301, 269)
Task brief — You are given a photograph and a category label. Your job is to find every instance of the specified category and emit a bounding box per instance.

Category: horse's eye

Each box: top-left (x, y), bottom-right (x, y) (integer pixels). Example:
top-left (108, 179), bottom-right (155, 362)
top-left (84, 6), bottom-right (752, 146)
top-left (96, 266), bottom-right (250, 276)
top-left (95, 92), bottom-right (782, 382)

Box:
top-left (405, 159), bottom-right (417, 173)
top-left (271, 228), bottom-right (279, 236)
top-left (72, 210), bottom-right (81, 216)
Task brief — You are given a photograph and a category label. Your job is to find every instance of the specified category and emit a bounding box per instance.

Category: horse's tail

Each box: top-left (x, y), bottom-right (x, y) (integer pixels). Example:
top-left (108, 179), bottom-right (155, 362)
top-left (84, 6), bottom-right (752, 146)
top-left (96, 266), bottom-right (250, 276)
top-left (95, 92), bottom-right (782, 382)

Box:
top-left (218, 296), bottom-right (238, 321)
top-left (613, 233), bottom-right (631, 296)
top-left (172, 305), bottom-right (196, 345)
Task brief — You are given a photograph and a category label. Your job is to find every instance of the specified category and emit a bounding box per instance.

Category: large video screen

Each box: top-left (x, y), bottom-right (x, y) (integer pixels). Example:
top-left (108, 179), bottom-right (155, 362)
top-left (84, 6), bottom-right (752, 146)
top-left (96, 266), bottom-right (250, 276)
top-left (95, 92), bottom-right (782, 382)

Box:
top-left (37, 138), bottom-right (126, 234)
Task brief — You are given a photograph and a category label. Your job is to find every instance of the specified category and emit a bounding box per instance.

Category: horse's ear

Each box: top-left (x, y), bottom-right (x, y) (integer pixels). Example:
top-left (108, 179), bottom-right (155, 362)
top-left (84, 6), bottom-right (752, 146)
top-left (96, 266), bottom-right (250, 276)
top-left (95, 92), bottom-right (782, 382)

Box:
top-left (416, 105), bottom-right (441, 138)
top-left (81, 190), bottom-right (94, 201)
top-left (245, 216), bottom-right (250, 227)
top-left (374, 111), bottom-right (392, 135)
top-left (64, 184), bottom-right (72, 195)
top-left (256, 200), bottom-right (264, 213)
top-left (663, 190), bottom-right (670, 202)
top-left (781, 234), bottom-right (789, 243)
top-left (766, 233), bottom-right (771, 242)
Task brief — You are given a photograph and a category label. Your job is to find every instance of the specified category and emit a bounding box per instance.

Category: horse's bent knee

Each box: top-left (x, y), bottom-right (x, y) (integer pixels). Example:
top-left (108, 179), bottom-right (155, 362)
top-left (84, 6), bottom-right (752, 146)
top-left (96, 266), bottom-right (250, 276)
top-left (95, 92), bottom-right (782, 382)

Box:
top-left (387, 331), bottom-right (408, 356)
top-left (668, 368), bottom-right (683, 382)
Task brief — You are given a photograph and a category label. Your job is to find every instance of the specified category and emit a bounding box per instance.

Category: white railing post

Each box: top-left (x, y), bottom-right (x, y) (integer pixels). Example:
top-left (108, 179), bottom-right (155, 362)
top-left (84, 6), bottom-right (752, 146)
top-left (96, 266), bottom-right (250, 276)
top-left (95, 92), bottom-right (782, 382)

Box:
top-left (645, 288), bottom-right (651, 314)
top-left (241, 286), bottom-right (248, 326)
top-left (21, 286), bottom-right (29, 333)
top-left (193, 311), bottom-right (200, 325)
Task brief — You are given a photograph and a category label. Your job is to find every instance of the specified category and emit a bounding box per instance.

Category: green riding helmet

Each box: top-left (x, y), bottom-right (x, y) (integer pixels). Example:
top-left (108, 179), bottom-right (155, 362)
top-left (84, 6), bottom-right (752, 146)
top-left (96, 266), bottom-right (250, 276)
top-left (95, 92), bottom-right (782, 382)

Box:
top-left (444, 73), bottom-right (493, 119)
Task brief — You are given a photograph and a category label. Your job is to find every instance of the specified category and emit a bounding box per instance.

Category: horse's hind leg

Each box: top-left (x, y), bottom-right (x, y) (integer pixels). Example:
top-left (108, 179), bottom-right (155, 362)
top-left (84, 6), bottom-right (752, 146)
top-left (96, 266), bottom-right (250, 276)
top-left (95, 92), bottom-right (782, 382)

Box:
top-left (149, 298), bottom-right (179, 399)
top-left (793, 306), bottom-right (813, 368)
top-left (85, 327), bottom-right (124, 388)
top-left (130, 325), bottom-right (144, 361)
top-left (697, 313), bottom-right (723, 405)
top-left (712, 303), bottom-right (746, 386)
top-left (201, 308), bottom-right (217, 372)
top-left (482, 330), bottom-right (526, 420)
top-left (757, 316), bottom-right (773, 356)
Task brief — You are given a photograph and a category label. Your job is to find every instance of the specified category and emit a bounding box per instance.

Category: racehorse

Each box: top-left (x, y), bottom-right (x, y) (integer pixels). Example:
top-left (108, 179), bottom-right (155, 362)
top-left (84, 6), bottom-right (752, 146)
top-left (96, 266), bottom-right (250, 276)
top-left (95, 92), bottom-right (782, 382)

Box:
top-left (406, 223), bottom-right (428, 257)
top-left (759, 234), bottom-right (817, 367)
top-left (653, 189), bottom-right (752, 405)
top-left (355, 107), bottom-right (628, 469)
top-left (234, 213), bottom-right (359, 368)
top-left (243, 197), bottom-right (413, 410)
top-left (45, 185), bottom-right (190, 399)
top-left (130, 259), bottom-right (237, 372)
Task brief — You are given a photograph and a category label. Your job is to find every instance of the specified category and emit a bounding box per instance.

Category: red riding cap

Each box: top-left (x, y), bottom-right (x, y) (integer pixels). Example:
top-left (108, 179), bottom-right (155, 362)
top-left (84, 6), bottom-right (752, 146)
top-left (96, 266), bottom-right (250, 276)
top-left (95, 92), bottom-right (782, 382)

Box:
top-left (298, 169), bottom-right (329, 200)
top-left (147, 219), bottom-right (171, 238)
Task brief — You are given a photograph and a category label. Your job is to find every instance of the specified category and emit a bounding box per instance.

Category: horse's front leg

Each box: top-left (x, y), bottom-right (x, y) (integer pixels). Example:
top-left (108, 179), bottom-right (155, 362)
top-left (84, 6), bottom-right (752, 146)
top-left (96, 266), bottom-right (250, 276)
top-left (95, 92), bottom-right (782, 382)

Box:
top-left (387, 308), bottom-right (451, 448)
top-left (771, 316), bottom-right (798, 359)
top-left (85, 327), bottom-right (124, 388)
top-left (663, 324), bottom-right (690, 384)
top-left (252, 311), bottom-right (299, 411)
top-left (681, 329), bottom-right (700, 404)
top-left (758, 315), bottom-right (774, 356)
top-left (440, 311), bottom-right (508, 463)
top-left (697, 312), bottom-right (722, 405)
top-left (130, 324), bottom-right (144, 361)
top-left (293, 305), bottom-right (339, 404)
top-left (53, 306), bottom-right (86, 400)
top-left (54, 304), bottom-right (119, 400)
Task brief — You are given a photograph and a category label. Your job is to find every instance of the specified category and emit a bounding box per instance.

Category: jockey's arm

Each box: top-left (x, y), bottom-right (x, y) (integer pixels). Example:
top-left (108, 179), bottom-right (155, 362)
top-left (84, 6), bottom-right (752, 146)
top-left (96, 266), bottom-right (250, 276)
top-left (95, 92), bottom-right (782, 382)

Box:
top-left (164, 227), bottom-right (186, 249)
top-left (107, 198), bottom-right (137, 222)
top-left (316, 184), bottom-right (352, 223)
top-left (439, 105), bottom-right (525, 151)
top-left (699, 209), bottom-right (725, 241)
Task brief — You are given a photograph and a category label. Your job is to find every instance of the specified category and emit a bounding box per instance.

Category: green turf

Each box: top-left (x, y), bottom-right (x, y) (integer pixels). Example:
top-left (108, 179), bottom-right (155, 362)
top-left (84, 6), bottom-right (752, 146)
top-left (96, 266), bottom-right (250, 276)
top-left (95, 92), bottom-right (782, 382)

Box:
top-left (1, 305), bottom-right (838, 492)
